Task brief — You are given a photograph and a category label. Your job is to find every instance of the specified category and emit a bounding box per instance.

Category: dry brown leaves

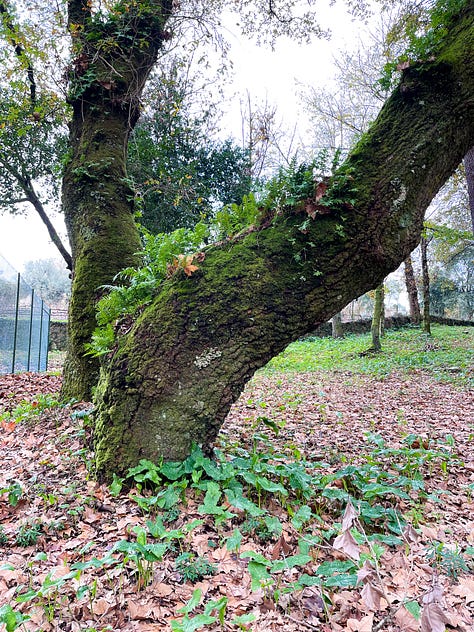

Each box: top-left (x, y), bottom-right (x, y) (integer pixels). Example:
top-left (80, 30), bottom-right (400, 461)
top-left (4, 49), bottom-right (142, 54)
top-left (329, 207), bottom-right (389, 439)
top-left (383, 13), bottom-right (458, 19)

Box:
top-left (0, 368), bottom-right (473, 631)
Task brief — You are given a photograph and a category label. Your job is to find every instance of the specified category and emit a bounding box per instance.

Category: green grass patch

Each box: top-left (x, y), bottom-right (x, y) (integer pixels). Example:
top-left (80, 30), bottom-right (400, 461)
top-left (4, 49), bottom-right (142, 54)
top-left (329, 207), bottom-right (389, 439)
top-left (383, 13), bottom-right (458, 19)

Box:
top-left (263, 324), bottom-right (473, 385)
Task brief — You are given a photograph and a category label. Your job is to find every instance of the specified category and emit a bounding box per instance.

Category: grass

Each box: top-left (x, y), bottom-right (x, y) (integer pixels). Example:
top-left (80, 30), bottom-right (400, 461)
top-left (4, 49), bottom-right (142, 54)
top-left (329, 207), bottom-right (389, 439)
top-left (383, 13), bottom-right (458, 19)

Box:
top-left (263, 324), bottom-right (473, 386)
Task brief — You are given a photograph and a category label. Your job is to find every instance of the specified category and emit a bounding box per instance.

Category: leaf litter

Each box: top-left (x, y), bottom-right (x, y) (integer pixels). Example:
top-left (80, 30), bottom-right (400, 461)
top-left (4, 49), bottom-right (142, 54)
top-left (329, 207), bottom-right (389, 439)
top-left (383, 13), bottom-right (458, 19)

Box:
top-left (0, 358), bottom-right (473, 631)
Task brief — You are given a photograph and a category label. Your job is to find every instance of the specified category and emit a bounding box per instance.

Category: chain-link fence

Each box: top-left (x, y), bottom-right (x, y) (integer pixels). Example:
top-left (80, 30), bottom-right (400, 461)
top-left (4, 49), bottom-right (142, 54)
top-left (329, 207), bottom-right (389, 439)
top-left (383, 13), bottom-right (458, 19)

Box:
top-left (0, 254), bottom-right (50, 374)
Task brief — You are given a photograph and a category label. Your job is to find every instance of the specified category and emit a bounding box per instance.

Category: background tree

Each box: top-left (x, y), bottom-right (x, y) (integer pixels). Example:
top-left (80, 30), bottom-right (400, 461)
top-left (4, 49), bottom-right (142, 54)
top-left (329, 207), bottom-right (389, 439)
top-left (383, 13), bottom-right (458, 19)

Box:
top-left (420, 234), bottom-right (432, 335)
top-left (404, 255), bottom-right (421, 323)
top-left (331, 312), bottom-right (344, 338)
top-left (22, 258), bottom-right (71, 306)
top-left (0, 2), bottom-right (71, 269)
top-left (128, 65), bottom-right (252, 234)
top-left (464, 146), bottom-right (474, 231)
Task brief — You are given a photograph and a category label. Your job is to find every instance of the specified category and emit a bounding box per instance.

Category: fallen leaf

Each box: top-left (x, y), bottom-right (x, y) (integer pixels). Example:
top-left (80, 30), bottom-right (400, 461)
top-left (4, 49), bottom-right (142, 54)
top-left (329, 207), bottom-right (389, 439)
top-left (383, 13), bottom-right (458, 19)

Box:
top-left (333, 530), bottom-right (360, 560)
top-left (394, 606), bottom-right (419, 632)
top-left (92, 598), bottom-right (112, 616)
top-left (420, 603), bottom-right (449, 632)
top-left (271, 534), bottom-right (292, 560)
top-left (452, 577), bottom-right (474, 604)
top-left (341, 501), bottom-right (359, 531)
top-left (361, 582), bottom-right (384, 611)
top-left (128, 600), bottom-right (153, 620)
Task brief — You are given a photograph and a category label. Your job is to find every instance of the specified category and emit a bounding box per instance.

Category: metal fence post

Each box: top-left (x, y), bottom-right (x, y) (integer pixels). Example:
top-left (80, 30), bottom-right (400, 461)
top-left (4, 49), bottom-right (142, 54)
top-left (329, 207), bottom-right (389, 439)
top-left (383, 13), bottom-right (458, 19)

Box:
top-left (38, 299), bottom-right (44, 371)
top-left (44, 305), bottom-right (50, 371)
top-left (27, 288), bottom-right (35, 371)
top-left (11, 272), bottom-right (21, 373)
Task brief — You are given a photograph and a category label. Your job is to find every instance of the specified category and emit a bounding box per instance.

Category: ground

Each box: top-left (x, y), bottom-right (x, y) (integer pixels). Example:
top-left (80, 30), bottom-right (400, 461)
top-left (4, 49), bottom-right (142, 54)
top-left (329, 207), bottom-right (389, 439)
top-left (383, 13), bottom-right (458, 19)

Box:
top-left (0, 326), bottom-right (473, 631)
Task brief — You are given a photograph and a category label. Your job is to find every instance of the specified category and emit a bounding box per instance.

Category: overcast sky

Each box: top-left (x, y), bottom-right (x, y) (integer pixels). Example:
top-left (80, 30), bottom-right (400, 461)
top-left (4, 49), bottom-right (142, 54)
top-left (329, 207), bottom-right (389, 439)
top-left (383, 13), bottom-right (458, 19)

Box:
top-left (0, 2), bottom-right (367, 272)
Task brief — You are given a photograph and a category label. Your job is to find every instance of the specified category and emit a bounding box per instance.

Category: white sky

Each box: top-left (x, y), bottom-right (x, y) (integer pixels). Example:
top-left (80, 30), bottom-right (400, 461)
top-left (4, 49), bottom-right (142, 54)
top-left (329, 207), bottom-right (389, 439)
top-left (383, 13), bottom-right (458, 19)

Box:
top-left (0, 2), bottom-right (367, 273)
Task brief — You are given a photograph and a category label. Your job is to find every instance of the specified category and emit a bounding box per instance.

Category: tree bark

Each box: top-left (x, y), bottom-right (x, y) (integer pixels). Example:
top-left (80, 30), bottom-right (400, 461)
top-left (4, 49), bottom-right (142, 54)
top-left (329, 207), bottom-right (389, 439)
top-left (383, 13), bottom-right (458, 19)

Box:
top-left (61, 0), bottom-right (172, 400)
top-left (464, 145), bottom-right (474, 234)
top-left (369, 284), bottom-right (385, 352)
top-left (421, 236), bottom-right (431, 335)
top-left (331, 312), bottom-right (344, 338)
top-left (92, 2), bottom-right (474, 479)
top-left (404, 255), bottom-right (421, 324)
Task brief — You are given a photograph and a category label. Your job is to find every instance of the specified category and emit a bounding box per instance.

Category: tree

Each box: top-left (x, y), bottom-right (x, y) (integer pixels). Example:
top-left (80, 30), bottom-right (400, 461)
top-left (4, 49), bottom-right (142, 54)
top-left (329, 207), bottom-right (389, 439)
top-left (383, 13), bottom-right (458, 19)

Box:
top-left (420, 234), bottom-right (432, 335)
top-left (331, 312), bottom-right (344, 338)
top-left (463, 146), bottom-right (474, 232)
top-left (22, 258), bottom-right (71, 305)
top-left (57, 0), bottom-right (338, 399)
top-left (404, 255), bottom-right (421, 323)
top-left (0, 3), bottom-right (72, 270)
top-left (91, 3), bottom-right (474, 478)
top-left (2, 1), bottom-right (473, 476)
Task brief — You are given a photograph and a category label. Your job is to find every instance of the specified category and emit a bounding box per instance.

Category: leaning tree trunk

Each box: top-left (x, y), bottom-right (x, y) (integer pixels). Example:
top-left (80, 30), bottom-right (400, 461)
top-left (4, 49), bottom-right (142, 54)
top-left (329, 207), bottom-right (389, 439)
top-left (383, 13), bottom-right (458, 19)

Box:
top-left (92, 4), bottom-right (474, 478)
top-left (404, 255), bottom-right (421, 324)
top-left (60, 0), bottom-right (172, 400)
top-left (420, 236), bottom-right (432, 335)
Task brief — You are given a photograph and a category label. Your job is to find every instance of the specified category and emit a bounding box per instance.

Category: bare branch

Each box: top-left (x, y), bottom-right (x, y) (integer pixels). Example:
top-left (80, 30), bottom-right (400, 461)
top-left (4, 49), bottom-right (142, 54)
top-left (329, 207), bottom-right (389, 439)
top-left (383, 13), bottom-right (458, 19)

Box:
top-left (0, 1), bottom-right (37, 105)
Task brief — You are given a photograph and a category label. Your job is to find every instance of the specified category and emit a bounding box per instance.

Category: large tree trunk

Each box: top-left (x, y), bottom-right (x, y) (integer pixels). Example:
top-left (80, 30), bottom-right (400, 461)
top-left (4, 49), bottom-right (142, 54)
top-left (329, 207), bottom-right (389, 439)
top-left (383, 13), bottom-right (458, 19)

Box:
top-left (60, 1), bottom-right (172, 400)
top-left (404, 255), bottom-right (421, 324)
top-left (91, 5), bottom-right (474, 478)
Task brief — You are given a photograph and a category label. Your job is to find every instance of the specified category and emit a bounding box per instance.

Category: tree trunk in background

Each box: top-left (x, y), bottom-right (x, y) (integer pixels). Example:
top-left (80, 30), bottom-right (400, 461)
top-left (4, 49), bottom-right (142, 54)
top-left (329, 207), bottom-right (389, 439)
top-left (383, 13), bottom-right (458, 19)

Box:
top-left (464, 146), bottom-right (474, 234)
top-left (404, 255), bottom-right (421, 324)
top-left (421, 236), bottom-right (432, 335)
top-left (92, 3), bottom-right (474, 479)
top-left (369, 284), bottom-right (384, 352)
top-left (60, 0), bottom-right (172, 400)
top-left (331, 312), bottom-right (344, 338)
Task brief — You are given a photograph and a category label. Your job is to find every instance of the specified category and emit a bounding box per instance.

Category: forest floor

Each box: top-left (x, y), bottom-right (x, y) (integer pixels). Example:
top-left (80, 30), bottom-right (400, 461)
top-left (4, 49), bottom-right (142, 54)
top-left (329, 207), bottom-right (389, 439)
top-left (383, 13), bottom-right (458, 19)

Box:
top-left (0, 325), bottom-right (473, 632)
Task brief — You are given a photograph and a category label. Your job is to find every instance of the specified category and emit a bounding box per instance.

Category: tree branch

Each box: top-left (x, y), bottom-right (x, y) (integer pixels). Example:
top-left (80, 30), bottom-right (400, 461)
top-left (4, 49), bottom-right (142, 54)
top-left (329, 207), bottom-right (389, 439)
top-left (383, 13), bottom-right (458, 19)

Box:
top-left (0, 156), bottom-right (72, 269)
top-left (23, 178), bottom-right (73, 270)
top-left (0, 1), bottom-right (36, 105)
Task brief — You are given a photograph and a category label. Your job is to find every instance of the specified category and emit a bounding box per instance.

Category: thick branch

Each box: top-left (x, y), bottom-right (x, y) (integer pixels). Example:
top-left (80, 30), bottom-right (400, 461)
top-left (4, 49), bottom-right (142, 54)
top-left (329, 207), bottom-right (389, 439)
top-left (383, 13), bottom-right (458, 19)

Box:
top-left (0, 154), bottom-right (72, 269)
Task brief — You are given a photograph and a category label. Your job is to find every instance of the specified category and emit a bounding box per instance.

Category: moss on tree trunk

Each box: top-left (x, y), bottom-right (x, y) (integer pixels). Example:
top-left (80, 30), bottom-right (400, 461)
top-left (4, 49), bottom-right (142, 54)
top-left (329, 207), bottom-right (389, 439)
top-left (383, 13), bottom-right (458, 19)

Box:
top-left (61, 110), bottom-right (142, 400)
top-left (94, 5), bottom-right (474, 478)
top-left (60, 1), bottom-right (172, 400)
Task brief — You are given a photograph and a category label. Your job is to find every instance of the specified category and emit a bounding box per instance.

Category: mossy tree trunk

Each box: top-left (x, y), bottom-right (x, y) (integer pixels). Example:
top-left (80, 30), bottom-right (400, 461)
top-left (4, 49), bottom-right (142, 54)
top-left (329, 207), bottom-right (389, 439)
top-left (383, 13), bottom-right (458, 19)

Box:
top-left (93, 3), bottom-right (474, 479)
top-left (61, 0), bottom-right (172, 400)
top-left (404, 255), bottom-right (421, 324)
